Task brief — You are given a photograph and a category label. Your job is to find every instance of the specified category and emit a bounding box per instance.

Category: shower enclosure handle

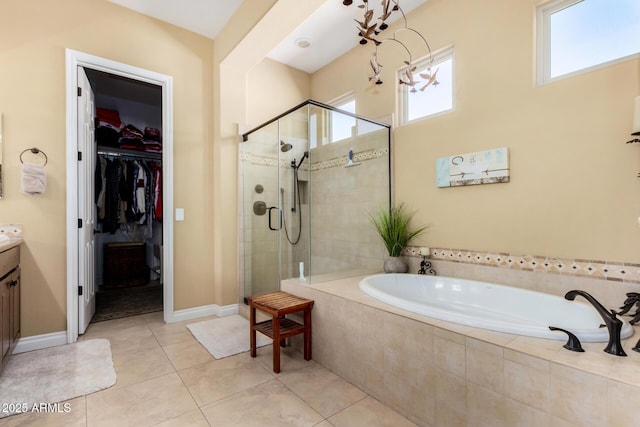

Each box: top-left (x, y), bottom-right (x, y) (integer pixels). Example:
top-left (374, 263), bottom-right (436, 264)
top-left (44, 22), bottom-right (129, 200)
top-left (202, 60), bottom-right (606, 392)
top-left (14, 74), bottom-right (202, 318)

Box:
top-left (268, 206), bottom-right (282, 231)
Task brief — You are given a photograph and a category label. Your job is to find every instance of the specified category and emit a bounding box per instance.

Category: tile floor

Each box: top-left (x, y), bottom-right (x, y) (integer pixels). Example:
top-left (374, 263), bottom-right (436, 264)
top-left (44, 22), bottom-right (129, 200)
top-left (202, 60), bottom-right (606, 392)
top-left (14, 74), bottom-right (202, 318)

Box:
top-left (0, 312), bottom-right (417, 426)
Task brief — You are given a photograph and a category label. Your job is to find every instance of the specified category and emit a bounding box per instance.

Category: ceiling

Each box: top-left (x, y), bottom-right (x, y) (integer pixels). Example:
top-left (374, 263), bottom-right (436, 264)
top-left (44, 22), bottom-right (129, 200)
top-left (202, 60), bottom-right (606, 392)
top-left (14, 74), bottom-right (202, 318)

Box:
top-left (107, 0), bottom-right (427, 74)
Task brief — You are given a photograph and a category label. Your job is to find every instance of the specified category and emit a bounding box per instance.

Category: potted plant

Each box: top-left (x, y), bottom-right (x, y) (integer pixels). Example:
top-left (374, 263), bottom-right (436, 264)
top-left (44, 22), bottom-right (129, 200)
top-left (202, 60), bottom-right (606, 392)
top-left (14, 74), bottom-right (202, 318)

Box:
top-left (369, 203), bottom-right (428, 273)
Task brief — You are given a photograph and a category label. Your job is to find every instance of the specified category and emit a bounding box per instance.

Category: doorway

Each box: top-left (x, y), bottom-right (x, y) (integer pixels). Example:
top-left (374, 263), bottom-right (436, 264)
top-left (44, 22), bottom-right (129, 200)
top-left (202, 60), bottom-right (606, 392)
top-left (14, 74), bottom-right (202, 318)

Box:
top-left (65, 49), bottom-right (176, 344)
top-left (84, 67), bottom-right (164, 324)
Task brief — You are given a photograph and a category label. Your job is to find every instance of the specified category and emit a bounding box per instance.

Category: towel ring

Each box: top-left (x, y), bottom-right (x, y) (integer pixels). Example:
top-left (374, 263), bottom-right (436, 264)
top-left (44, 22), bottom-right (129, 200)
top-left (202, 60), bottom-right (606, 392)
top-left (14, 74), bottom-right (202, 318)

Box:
top-left (20, 147), bottom-right (48, 166)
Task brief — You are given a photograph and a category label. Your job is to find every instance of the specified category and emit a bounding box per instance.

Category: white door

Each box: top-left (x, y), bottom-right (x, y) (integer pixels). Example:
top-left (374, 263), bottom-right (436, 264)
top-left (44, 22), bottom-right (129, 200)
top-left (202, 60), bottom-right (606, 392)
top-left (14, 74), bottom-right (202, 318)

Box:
top-left (77, 67), bottom-right (96, 333)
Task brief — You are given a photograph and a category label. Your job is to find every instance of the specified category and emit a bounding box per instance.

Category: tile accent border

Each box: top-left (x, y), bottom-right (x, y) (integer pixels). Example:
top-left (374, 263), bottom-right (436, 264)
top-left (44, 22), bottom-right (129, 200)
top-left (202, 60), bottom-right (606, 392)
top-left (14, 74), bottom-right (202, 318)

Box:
top-left (309, 147), bottom-right (388, 171)
top-left (403, 245), bottom-right (640, 285)
top-left (240, 147), bottom-right (388, 172)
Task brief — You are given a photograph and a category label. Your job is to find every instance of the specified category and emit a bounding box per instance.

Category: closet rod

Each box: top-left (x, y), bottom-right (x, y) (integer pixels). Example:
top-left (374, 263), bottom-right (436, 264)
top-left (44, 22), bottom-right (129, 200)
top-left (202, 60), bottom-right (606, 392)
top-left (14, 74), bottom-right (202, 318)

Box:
top-left (97, 147), bottom-right (161, 161)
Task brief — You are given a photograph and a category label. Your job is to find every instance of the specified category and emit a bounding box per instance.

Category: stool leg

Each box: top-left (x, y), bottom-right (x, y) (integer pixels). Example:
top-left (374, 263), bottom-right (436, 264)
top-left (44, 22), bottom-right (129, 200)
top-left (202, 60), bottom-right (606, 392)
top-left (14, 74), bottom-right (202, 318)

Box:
top-left (250, 306), bottom-right (257, 358)
top-left (304, 308), bottom-right (312, 361)
top-left (272, 316), bottom-right (281, 373)
top-left (279, 316), bottom-right (287, 348)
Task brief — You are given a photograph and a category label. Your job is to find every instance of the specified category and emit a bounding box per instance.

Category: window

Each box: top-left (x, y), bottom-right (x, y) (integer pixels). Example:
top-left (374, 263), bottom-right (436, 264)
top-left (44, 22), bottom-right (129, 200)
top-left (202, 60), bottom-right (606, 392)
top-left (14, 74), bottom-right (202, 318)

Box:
top-left (398, 47), bottom-right (454, 125)
top-left (329, 93), bottom-right (356, 142)
top-left (309, 112), bottom-right (318, 149)
top-left (537, 0), bottom-right (640, 84)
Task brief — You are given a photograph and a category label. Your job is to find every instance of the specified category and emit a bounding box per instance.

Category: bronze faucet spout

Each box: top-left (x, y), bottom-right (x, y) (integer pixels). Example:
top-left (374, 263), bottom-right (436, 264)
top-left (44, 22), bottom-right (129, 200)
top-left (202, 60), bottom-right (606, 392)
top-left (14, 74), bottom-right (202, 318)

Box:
top-left (565, 290), bottom-right (626, 357)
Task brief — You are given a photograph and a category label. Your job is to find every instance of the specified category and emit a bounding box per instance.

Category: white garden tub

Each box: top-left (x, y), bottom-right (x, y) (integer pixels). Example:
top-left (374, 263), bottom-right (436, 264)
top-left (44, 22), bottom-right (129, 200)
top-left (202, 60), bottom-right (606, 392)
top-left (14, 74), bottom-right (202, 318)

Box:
top-left (359, 274), bottom-right (634, 342)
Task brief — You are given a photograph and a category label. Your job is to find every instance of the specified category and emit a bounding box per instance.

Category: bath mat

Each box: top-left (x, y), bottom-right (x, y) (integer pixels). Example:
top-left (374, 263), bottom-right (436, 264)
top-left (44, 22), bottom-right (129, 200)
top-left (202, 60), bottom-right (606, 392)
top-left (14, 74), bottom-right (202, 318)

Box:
top-left (187, 315), bottom-right (271, 359)
top-left (0, 339), bottom-right (116, 418)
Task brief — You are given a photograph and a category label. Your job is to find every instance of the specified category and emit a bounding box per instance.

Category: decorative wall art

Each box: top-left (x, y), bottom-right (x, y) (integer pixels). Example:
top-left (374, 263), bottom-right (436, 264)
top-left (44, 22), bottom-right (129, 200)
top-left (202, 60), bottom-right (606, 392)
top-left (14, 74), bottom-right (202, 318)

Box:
top-left (436, 147), bottom-right (509, 188)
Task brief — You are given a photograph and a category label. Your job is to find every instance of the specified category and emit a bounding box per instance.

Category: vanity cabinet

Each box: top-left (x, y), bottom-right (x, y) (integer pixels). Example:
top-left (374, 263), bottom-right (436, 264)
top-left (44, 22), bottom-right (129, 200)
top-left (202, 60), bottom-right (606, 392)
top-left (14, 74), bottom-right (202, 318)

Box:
top-left (0, 245), bottom-right (20, 375)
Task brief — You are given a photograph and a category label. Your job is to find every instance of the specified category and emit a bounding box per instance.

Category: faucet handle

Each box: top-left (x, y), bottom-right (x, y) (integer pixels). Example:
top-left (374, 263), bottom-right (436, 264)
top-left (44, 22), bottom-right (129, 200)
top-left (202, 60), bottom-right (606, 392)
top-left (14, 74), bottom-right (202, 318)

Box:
top-left (619, 292), bottom-right (640, 315)
top-left (549, 326), bottom-right (585, 352)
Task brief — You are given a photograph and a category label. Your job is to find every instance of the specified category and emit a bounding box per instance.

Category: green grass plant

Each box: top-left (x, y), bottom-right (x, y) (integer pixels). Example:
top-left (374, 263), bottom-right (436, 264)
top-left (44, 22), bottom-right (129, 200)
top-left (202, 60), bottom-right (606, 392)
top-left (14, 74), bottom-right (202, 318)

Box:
top-left (369, 203), bottom-right (428, 257)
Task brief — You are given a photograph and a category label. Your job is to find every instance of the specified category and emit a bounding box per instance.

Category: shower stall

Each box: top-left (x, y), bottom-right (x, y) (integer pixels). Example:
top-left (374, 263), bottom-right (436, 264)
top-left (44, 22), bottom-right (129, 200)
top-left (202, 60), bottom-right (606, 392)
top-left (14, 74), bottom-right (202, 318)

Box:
top-left (239, 100), bottom-right (391, 301)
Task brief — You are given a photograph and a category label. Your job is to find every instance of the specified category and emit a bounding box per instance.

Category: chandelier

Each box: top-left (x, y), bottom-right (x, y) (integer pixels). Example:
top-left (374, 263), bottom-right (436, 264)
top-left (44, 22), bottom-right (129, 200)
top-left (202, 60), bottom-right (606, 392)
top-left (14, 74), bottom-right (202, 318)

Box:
top-left (342, 0), bottom-right (439, 92)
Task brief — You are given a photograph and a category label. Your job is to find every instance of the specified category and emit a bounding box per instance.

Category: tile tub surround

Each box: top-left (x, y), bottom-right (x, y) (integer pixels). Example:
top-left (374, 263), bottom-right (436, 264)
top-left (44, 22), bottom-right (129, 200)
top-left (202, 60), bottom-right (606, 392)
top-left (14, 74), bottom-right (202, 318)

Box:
top-left (282, 275), bottom-right (640, 427)
top-left (403, 246), bottom-right (640, 285)
top-left (402, 247), bottom-right (640, 312)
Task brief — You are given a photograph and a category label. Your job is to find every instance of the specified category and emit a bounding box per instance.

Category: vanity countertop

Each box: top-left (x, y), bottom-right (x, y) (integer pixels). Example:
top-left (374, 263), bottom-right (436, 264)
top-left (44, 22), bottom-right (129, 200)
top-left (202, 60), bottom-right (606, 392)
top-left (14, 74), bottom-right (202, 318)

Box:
top-left (0, 238), bottom-right (23, 253)
top-left (0, 224), bottom-right (23, 253)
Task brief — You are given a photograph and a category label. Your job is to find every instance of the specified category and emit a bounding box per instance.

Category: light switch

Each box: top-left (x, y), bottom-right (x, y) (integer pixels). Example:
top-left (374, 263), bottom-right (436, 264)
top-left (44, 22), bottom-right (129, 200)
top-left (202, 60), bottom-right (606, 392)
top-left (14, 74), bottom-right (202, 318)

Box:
top-left (176, 208), bottom-right (185, 221)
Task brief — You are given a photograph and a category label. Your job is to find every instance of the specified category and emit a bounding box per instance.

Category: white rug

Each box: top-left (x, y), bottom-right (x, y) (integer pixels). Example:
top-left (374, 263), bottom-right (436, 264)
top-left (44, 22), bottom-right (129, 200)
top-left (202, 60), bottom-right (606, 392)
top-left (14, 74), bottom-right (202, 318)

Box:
top-left (0, 339), bottom-right (116, 418)
top-left (187, 315), bottom-right (271, 359)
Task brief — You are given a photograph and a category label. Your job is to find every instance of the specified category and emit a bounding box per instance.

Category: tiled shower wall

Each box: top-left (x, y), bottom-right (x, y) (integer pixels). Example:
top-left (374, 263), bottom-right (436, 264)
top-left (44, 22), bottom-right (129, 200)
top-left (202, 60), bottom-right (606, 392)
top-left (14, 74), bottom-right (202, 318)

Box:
top-left (310, 130), bottom-right (389, 276)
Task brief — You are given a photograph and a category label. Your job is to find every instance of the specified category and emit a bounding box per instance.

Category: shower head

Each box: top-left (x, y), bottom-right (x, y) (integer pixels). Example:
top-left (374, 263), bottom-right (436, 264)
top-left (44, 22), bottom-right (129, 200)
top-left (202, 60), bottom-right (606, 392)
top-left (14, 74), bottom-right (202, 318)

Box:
top-left (280, 140), bottom-right (293, 152)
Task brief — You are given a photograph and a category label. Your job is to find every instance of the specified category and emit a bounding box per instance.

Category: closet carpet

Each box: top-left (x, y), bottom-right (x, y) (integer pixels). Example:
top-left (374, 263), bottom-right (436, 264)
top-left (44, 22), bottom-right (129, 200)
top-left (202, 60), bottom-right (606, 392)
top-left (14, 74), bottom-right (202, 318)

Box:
top-left (92, 281), bottom-right (163, 323)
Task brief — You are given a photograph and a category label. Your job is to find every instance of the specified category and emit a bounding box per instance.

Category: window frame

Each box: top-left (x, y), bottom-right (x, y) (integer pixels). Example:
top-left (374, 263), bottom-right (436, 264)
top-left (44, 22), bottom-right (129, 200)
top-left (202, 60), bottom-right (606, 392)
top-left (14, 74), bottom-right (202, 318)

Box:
top-left (397, 46), bottom-right (455, 126)
top-left (327, 92), bottom-right (356, 143)
top-left (536, 0), bottom-right (640, 85)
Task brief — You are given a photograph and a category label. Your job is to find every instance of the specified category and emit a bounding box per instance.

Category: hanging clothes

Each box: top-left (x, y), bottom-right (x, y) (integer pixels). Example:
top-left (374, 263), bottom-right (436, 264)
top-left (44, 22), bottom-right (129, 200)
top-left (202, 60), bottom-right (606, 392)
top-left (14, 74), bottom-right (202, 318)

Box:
top-left (149, 161), bottom-right (162, 221)
top-left (95, 153), bottom-right (162, 237)
top-left (96, 156), bottom-right (107, 220)
top-left (135, 160), bottom-right (147, 224)
top-left (102, 158), bottom-right (122, 234)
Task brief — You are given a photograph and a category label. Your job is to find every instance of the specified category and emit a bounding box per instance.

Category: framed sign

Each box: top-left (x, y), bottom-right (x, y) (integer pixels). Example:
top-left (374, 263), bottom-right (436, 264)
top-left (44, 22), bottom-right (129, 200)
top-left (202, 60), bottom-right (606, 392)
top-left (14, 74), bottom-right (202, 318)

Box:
top-left (436, 147), bottom-right (509, 188)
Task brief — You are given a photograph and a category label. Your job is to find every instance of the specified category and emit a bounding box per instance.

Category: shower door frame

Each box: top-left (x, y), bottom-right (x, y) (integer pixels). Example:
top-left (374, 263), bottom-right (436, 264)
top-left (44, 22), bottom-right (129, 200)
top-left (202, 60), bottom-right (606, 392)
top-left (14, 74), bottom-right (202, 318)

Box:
top-left (240, 120), bottom-right (283, 302)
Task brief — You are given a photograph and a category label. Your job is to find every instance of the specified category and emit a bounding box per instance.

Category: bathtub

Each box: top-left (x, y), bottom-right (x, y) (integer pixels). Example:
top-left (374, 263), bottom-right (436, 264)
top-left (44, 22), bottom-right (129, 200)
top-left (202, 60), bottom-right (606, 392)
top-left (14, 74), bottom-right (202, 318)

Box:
top-left (359, 274), bottom-right (634, 342)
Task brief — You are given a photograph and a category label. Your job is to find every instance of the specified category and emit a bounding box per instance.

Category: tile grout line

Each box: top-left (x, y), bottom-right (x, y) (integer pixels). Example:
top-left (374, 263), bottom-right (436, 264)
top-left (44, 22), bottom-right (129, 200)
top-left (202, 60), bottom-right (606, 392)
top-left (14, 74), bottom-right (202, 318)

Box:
top-left (151, 321), bottom-right (214, 426)
top-left (83, 393), bottom-right (88, 427)
top-left (275, 371), bottom-right (327, 423)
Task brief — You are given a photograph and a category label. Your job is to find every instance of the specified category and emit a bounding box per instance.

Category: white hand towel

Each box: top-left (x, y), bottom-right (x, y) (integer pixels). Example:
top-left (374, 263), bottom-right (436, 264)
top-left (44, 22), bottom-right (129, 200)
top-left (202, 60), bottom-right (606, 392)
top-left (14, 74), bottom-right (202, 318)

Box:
top-left (21, 162), bottom-right (47, 195)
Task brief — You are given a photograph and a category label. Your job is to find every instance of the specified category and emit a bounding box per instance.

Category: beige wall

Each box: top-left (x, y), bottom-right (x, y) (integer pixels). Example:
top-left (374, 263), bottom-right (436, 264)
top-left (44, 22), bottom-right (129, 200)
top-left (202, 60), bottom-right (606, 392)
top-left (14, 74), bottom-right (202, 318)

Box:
top-left (0, 0), bottom-right (214, 336)
top-left (212, 0), bottom-right (280, 307)
top-left (312, 0), bottom-right (640, 263)
top-left (246, 57), bottom-right (311, 128)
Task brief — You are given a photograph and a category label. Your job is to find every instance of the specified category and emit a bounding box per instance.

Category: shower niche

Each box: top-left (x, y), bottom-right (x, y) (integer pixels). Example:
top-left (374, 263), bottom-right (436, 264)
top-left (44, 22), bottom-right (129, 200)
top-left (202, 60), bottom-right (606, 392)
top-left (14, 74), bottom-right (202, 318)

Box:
top-left (240, 100), bottom-right (391, 300)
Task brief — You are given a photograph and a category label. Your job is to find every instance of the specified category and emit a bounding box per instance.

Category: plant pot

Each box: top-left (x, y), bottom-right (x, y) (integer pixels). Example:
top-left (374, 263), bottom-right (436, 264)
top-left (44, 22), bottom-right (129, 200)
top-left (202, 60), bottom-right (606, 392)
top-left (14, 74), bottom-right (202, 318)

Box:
top-left (384, 256), bottom-right (408, 273)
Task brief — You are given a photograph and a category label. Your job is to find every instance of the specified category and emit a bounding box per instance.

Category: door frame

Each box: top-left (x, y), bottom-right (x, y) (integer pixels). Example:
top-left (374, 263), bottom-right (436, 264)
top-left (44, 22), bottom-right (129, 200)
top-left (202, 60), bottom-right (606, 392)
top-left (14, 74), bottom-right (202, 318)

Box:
top-left (65, 49), bottom-right (175, 343)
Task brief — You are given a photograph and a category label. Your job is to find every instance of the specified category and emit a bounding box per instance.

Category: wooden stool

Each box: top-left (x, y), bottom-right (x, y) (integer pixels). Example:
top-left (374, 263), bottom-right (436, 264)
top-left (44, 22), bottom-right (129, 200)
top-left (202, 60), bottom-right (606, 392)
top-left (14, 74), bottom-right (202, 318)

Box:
top-left (248, 291), bottom-right (314, 373)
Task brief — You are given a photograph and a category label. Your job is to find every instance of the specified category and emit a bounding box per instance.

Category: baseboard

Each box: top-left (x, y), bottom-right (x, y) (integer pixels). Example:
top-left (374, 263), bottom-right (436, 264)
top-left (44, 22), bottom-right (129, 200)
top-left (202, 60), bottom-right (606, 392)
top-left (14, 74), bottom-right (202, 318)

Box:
top-left (167, 303), bottom-right (239, 323)
top-left (218, 304), bottom-right (240, 317)
top-left (12, 331), bottom-right (67, 354)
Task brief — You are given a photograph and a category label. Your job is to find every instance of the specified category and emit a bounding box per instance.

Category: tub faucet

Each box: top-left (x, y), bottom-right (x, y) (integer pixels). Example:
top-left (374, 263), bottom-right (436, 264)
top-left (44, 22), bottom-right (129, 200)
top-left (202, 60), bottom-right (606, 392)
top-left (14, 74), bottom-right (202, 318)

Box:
top-left (418, 256), bottom-right (436, 275)
top-left (564, 290), bottom-right (626, 357)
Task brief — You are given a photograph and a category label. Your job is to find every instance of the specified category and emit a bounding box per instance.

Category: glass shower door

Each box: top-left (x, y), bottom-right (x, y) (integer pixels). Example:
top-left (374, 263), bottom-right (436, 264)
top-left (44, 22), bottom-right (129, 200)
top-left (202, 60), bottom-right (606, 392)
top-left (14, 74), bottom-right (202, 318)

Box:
top-left (241, 122), bottom-right (282, 299)
top-left (277, 105), bottom-right (311, 284)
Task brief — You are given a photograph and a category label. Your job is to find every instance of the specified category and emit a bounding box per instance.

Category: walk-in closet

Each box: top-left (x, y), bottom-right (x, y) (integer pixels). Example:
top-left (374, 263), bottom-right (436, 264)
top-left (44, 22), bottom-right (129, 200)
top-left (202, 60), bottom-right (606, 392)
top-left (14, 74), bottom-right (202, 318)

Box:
top-left (84, 68), bottom-right (164, 323)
